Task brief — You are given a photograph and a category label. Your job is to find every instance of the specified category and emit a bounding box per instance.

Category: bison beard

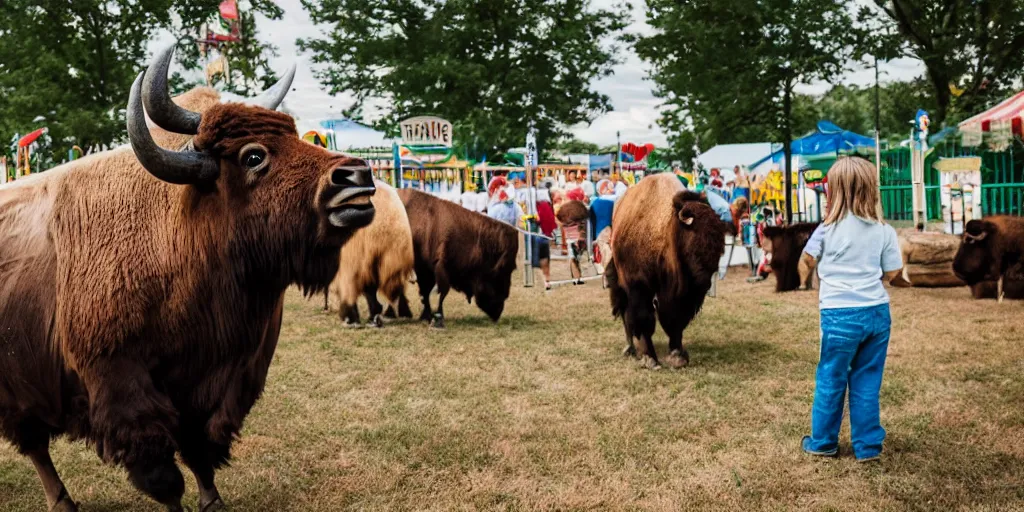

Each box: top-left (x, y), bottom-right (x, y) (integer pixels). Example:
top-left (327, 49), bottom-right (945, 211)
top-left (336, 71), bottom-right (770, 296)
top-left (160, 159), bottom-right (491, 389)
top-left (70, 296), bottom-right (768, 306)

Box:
top-left (761, 223), bottom-right (820, 292)
top-left (394, 188), bottom-right (518, 328)
top-left (0, 47), bottom-right (377, 512)
top-left (609, 174), bottom-right (727, 369)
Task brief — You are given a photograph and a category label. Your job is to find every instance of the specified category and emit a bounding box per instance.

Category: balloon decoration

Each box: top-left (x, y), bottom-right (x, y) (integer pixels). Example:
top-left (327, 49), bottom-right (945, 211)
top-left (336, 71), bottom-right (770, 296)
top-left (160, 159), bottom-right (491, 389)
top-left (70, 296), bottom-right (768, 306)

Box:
top-left (302, 130), bottom-right (329, 148)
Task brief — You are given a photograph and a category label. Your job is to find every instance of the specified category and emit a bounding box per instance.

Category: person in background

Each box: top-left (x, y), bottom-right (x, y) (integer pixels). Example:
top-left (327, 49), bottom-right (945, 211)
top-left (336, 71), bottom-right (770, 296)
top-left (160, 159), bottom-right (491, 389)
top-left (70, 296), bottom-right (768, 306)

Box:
top-left (564, 171), bottom-right (580, 192)
top-left (703, 188), bottom-right (733, 225)
top-left (597, 174), bottom-right (615, 197)
top-left (533, 184), bottom-right (558, 290)
top-left (577, 171), bottom-right (595, 204)
top-left (800, 156), bottom-right (903, 463)
top-left (612, 173), bottom-right (629, 201)
top-left (487, 176), bottom-right (524, 227)
top-left (730, 196), bottom-right (750, 236)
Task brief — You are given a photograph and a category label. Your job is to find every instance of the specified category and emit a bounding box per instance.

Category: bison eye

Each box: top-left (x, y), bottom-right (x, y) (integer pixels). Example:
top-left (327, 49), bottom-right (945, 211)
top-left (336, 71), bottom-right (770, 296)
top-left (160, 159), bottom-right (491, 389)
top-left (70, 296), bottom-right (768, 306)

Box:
top-left (239, 143), bottom-right (270, 173)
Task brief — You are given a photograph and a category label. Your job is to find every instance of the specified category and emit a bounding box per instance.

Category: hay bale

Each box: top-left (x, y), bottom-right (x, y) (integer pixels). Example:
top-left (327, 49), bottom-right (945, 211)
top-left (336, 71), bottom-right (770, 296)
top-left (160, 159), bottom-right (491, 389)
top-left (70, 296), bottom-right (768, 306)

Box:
top-left (896, 230), bottom-right (965, 287)
top-left (898, 231), bottom-right (961, 265)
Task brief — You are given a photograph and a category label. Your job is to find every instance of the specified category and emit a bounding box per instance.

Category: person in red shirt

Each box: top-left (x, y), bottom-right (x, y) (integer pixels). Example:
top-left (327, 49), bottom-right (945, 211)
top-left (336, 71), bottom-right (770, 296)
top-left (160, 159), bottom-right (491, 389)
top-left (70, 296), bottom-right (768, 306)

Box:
top-left (533, 185), bottom-right (558, 290)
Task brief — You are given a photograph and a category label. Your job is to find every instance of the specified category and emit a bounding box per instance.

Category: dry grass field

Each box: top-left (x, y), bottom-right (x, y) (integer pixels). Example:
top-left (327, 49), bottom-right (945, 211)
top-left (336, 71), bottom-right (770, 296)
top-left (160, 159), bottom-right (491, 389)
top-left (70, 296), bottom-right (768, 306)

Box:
top-left (2, 264), bottom-right (1024, 511)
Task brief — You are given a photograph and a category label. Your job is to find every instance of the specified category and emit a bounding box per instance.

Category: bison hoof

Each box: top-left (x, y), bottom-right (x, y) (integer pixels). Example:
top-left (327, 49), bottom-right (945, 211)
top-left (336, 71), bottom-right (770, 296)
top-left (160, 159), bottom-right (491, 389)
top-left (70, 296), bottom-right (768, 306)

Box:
top-left (200, 497), bottom-right (227, 512)
top-left (665, 350), bottom-right (690, 369)
top-left (341, 320), bottom-right (362, 329)
top-left (371, 314), bottom-right (384, 328)
top-left (50, 497), bottom-right (79, 512)
top-left (640, 355), bottom-right (661, 370)
top-left (430, 317), bottom-right (446, 329)
top-left (622, 344), bottom-right (637, 358)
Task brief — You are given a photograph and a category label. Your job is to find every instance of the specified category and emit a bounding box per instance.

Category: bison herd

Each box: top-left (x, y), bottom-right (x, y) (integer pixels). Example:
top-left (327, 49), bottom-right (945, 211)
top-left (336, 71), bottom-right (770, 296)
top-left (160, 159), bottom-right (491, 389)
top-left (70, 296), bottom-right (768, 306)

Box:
top-left (1, 46), bottom-right (1021, 511)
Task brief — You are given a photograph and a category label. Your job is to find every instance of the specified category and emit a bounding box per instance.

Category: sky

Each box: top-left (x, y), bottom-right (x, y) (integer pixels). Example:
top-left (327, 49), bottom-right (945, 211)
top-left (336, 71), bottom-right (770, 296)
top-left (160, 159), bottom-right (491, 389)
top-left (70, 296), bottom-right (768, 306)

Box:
top-left (154, 0), bottom-right (926, 148)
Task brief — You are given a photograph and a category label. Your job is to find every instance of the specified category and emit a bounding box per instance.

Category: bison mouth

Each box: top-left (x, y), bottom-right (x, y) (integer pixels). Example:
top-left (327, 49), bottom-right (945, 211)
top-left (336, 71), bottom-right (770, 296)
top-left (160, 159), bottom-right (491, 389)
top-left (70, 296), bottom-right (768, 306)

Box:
top-left (324, 165), bottom-right (376, 229)
top-left (327, 187), bottom-right (375, 228)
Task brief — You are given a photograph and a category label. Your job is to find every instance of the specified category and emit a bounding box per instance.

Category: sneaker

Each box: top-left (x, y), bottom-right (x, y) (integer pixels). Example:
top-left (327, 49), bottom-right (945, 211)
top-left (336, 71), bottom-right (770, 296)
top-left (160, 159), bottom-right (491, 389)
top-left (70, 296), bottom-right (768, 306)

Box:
top-left (857, 455), bottom-right (881, 464)
top-left (801, 436), bottom-right (838, 458)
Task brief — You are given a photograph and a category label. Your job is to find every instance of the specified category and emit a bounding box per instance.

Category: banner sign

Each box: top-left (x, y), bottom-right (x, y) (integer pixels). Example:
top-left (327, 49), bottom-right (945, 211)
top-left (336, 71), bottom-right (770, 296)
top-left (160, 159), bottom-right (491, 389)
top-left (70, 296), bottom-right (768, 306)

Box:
top-left (400, 116), bottom-right (453, 147)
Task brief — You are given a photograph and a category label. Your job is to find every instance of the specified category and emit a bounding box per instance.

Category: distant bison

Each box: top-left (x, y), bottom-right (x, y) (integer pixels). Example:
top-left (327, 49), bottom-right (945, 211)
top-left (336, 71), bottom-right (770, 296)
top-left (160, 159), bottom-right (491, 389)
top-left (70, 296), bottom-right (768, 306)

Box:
top-left (329, 181), bottom-right (415, 327)
top-left (607, 174), bottom-right (727, 369)
top-left (954, 216), bottom-right (1024, 300)
top-left (395, 188), bottom-right (518, 327)
top-left (761, 223), bottom-right (819, 292)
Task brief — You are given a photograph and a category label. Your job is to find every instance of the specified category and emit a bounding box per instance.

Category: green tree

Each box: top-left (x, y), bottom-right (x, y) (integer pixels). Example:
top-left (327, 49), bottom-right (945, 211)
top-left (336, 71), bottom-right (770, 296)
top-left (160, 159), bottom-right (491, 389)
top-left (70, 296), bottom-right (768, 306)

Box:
top-left (792, 80), bottom-right (937, 142)
top-left (173, 1), bottom-right (284, 96)
top-left (297, 0), bottom-right (629, 154)
top-left (551, 136), bottom-right (601, 155)
top-left (634, 0), bottom-right (860, 221)
top-left (865, 0), bottom-right (1024, 127)
top-left (0, 0), bottom-right (176, 164)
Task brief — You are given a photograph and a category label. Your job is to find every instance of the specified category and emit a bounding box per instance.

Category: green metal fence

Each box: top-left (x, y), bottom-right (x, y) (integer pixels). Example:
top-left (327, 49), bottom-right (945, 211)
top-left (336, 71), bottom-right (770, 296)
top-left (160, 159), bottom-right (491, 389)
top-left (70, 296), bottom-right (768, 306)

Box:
top-left (877, 139), bottom-right (1023, 221)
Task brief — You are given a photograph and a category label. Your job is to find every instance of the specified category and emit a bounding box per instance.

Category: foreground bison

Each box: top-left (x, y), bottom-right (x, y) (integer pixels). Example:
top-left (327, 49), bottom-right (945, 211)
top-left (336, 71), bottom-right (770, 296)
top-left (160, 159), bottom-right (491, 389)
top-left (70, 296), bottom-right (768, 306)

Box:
top-left (329, 180), bottom-right (415, 326)
top-left (761, 222), bottom-right (820, 292)
top-left (395, 188), bottom-right (518, 327)
top-left (607, 174), bottom-right (727, 369)
top-left (953, 216), bottom-right (1024, 301)
top-left (0, 47), bottom-right (376, 512)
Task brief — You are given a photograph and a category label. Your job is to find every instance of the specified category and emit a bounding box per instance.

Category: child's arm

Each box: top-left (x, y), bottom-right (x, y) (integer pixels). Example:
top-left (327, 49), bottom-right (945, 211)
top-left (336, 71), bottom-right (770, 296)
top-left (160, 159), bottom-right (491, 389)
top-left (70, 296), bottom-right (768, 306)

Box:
top-left (802, 224), bottom-right (827, 261)
top-left (880, 225), bottom-right (904, 284)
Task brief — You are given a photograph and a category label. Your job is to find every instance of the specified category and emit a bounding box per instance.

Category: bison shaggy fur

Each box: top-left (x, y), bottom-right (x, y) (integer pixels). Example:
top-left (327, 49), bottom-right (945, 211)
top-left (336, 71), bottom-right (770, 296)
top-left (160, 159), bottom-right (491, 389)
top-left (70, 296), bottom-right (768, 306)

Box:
top-left (608, 173), bottom-right (727, 369)
top-left (396, 188), bottom-right (519, 327)
top-left (761, 222), bottom-right (820, 292)
top-left (329, 181), bottom-right (415, 326)
top-left (954, 216), bottom-right (1024, 300)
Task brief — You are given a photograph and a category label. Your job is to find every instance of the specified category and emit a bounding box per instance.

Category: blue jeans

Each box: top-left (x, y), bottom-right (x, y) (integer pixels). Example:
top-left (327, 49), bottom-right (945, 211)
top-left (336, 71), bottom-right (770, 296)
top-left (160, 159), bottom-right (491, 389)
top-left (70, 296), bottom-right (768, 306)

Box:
top-left (807, 304), bottom-right (891, 459)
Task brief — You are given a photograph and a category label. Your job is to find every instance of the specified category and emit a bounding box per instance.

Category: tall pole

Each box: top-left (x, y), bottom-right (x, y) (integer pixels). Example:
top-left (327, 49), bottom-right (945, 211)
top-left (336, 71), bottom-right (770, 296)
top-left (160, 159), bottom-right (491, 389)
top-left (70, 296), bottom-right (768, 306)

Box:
top-left (874, 56), bottom-right (882, 184)
top-left (783, 83), bottom-right (794, 224)
top-left (616, 130), bottom-right (621, 176)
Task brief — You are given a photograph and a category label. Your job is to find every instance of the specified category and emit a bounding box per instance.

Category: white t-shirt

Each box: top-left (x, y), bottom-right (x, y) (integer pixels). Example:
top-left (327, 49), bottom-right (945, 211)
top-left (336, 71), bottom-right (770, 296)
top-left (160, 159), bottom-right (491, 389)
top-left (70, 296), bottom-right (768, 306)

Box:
top-left (803, 215), bottom-right (903, 310)
top-left (580, 181), bottom-right (596, 199)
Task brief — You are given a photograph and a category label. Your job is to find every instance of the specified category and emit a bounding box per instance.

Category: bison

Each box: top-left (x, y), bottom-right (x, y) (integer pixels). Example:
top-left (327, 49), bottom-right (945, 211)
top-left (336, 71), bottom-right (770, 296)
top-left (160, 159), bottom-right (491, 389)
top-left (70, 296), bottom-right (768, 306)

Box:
top-left (607, 173), bottom-right (727, 369)
top-left (394, 188), bottom-right (518, 328)
top-left (0, 47), bottom-right (377, 512)
top-left (761, 222), bottom-right (820, 292)
top-left (329, 180), bottom-right (415, 327)
top-left (953, 216), bottom-right (1024, 301)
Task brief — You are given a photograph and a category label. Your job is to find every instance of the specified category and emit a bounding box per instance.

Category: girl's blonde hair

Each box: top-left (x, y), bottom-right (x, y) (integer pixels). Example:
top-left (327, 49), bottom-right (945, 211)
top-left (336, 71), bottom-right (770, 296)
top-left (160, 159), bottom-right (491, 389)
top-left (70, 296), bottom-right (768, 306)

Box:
top-left (823, 156), bottom-right (883, 225)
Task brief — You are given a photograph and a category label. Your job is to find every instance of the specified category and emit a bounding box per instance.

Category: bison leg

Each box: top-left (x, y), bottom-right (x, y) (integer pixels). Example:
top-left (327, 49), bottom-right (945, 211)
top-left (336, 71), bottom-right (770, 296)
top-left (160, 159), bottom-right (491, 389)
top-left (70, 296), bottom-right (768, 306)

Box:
top-left (364, 285), bottom-right (385, 328)
top-left (87, 360), bottom-right (184, 510)
top-left (384, 292), bottom-right (413, 319)
top-left (26, 441), bottom-right (78, 511)
top-left (621, 320), bottom-right (637, 358)
top-left (338, 301), bottom-right (361, 327)
top-left (431, 266), bottom-right (450, 329)
top-left (179, 440), bottom-right (228, 512)
top-left (416, 268), bottom-right (436, 323)
top-left (657, 301), bottom-right (693, 370)
top-left (626, 290), bottom-right (659, 369)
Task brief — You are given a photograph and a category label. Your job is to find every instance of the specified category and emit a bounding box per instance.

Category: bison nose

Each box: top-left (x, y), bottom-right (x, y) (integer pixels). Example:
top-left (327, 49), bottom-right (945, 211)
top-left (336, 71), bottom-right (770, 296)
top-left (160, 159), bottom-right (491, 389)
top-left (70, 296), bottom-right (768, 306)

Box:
top-left (326, 162), bottom-right (376, 228)
top-left (331, 161), bottom-right (375, 188)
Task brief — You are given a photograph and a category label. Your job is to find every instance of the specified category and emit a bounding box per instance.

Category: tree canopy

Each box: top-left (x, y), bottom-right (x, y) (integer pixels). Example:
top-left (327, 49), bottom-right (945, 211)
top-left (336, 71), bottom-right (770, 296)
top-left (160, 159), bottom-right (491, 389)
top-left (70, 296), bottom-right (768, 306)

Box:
top-left (297, 0), bottom-right (629, 155)
top-left (866, 0), bottom-right (1024, 128)
top-left (0, 0), bottom-right (176, 163)
top-left (634, 0), bottom-right (860, 220)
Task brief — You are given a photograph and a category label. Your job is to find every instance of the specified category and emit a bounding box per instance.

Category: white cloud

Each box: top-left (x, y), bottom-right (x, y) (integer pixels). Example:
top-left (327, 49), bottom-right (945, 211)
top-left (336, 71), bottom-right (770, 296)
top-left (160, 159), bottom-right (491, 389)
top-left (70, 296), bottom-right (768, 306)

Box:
top-left (151, 0), bottom-right (926, 148)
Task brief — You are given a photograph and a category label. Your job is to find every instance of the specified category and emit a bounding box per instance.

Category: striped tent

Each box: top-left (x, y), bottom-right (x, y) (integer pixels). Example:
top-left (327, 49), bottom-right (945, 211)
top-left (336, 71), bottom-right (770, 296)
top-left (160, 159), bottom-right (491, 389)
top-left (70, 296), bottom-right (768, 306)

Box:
top-left (959, 90), bottom-right (1024, 146)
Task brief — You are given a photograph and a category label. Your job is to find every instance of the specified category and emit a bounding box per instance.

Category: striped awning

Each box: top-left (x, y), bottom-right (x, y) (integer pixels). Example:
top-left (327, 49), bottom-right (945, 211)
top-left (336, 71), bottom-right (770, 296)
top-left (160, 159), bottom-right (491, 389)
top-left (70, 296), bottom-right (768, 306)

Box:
top-left (958, 90), bottom-right (1024, 136)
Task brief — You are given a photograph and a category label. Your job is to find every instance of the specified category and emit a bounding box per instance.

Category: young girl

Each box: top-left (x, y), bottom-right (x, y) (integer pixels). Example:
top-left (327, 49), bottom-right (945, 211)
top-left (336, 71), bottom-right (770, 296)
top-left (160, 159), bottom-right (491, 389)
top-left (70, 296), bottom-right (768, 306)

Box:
top-left (801, 156), bottom-right (903, 462)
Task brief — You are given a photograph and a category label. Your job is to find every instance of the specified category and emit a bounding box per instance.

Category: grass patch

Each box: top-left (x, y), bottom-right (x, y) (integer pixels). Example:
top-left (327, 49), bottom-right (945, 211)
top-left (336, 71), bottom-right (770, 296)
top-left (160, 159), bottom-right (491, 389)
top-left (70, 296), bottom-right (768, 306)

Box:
top-left (3, 267), bottom-right (1024, 511)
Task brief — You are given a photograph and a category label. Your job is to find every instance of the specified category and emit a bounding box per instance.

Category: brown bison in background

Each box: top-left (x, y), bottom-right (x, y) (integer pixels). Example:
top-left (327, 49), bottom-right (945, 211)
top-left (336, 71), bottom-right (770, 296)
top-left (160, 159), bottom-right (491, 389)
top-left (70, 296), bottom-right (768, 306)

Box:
top-left (329, 180), bottom-right (415, 326)
top-left (0, 47), bottom-right (377, 512)
top-left (954, 216), bottom-right (1024, 301)
top-left (761, 223), bottom-right (819, 292)
top-left (607, 174), bottom-right (727, 369)
top-left (395, 188), bottom-right (519, 327)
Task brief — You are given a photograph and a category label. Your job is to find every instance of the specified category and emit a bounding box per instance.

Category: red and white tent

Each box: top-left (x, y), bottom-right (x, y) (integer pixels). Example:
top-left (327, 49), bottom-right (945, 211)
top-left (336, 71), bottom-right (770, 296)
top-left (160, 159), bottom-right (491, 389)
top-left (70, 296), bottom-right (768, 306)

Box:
top-left (959, 90), bottom-right (1024, 145)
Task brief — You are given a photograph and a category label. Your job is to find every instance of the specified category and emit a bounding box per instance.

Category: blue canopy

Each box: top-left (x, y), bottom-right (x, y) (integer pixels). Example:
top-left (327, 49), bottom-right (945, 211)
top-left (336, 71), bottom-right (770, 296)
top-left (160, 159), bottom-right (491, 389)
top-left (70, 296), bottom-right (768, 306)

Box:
top-left (751, 121), bottom-right (876, 168)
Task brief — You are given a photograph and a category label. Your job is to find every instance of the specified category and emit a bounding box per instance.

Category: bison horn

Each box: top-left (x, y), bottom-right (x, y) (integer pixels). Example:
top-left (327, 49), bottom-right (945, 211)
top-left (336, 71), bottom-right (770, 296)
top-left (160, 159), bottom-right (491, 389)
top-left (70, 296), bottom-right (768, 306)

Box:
top-left (142, 45), bottom-right (202, 135)
top-left (246, 63), bottom-right (296, 111)
top-left (128, 72), bottom-right (220, 185)
top-left (678, 210), bottom-right (694, 226)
